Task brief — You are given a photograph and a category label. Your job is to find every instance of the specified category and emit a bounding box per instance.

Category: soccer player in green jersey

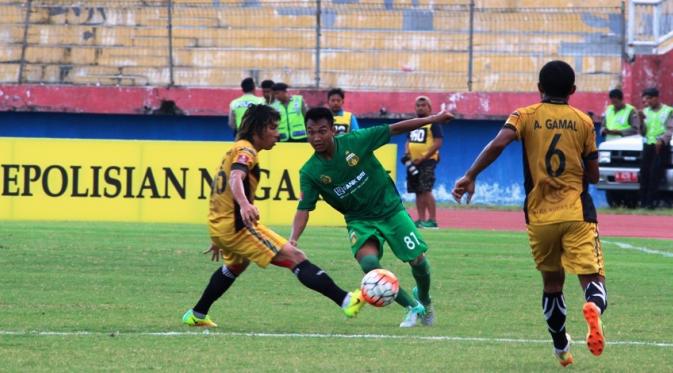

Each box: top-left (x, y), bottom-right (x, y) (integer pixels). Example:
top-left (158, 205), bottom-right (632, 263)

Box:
top-left (290, 107), bottom-right (454, 327)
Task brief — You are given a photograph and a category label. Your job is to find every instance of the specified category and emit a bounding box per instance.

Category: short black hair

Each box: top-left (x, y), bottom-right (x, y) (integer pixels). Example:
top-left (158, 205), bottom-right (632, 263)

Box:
top-left (327, 88), bottom-right (345, 100)
top-left (608, 89), bottom-right (623, 100)
top-left (305, 107), bottom-right (334, 126)
top-left (539, 60), bottom-right (575, 97)
top-left (241, 77), bottom-right (255, 93)
top-left (261, 79), bottom-right (274, 89)
top-left (236, 104), bottom-right (280, 142)
top-left (272, 82), bottom-right (288, 92)
top-left (642, 87), bottom-right (659, 97)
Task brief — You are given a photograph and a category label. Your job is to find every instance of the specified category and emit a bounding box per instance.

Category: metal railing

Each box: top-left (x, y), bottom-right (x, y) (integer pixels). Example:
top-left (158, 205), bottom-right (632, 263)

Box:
top-left (0, 1), bottom-right (625, 91)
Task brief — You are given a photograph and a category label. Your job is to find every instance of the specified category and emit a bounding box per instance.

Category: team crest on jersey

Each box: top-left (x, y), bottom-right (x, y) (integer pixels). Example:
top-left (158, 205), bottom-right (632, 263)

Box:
top-left (345, 151), bottom-right (360, 167)
top-left (320, 175), bottom-right (332, 184)
top-left (349, 231), bottom-right (358, 245)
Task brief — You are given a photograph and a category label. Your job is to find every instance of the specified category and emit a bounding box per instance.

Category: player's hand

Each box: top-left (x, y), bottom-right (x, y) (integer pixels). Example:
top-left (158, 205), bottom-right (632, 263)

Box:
top-left (203, 244), bottom-right (222, 261)
top-left (432, 104), bottom-right (455, 123)
top-left (240, 202), bottom-right (260, 226)
top-left (289, 239), bottom-right (298, 247)
top-left (452, 175), bottom-right (475, 204)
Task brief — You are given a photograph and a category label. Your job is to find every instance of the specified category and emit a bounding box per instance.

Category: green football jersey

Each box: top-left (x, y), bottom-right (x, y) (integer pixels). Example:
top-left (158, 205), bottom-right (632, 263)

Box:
top-left (298, 125), bottom-right (404, 222)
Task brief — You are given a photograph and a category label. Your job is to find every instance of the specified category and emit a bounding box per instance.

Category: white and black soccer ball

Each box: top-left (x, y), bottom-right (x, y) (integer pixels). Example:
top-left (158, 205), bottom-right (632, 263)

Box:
top-left (360, 269), bottom-right (400, 307)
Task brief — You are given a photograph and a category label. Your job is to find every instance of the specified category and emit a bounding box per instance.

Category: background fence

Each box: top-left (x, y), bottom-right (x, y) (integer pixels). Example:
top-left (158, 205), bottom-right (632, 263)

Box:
top-left (0, 0), bottom-right (625, 92)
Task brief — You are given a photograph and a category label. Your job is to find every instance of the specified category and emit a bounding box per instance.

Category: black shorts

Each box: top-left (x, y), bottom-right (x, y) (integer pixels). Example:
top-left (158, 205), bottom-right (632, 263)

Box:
top-left (407, 159), bottom-right (437, 193)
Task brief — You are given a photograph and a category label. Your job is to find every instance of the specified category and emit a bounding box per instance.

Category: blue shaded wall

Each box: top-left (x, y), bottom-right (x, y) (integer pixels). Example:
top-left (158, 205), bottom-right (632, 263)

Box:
top-left (0, 111), bottom-right (606, 207)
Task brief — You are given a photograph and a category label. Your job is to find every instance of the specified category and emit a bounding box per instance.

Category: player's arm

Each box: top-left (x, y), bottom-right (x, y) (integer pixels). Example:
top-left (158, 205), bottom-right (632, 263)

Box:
top-left (452, 127), bottom-right (517, 204)
top-left (289, 210), bottom-right (309, 246)
top-left (584, 159), bottom-right (599, 184)
top-left (389, 109), bottom-right (454, 136)
top-left (229, 169), bottom-right (260, 226)
top-left (583, 122), bottom-right (600, 184)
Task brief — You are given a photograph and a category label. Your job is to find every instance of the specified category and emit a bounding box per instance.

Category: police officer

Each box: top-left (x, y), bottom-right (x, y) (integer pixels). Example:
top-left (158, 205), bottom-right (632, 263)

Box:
top-left (327, 88), bottom-right (360, 135)
top-left (640, 87), bottom-right (673, 209)
top-left (601, 88), bottom-right (640, 141)
top-left (261, 79), bottom-right (275, 105)
top-left (271, 83), bottom-right (309, 142)
top-left (229, 78), bottom-right (265, 132)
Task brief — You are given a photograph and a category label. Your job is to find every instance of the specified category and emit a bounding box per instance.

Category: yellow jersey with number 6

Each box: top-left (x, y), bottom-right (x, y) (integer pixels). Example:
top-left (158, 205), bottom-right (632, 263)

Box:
top-left (505, 100), bottom-right (598, 225)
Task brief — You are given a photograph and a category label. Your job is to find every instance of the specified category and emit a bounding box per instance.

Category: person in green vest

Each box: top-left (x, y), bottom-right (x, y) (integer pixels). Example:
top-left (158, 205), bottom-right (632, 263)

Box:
top-left (600, 89), bottom-right (640, 141)
top-left (228, 78), bottom-right (265, 132)
top-left (640, 87), bottom-right (673, 209)
top-left (327, 88), bottom-right (360, 135)
top-left (261, 79), bottom-right (275, 105)
top-left (271, 82), bottom-right (309, 142)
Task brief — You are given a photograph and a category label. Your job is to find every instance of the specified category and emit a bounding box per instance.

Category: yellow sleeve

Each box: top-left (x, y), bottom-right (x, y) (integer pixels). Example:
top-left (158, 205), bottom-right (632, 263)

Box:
top-left (232, 146), bottom-right (258, 170)
top-left (505, 109), bottom-right (526, 140)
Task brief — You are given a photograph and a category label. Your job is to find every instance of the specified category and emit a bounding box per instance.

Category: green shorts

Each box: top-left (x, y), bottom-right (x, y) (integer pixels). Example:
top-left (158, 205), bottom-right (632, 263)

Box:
top-left (347, 209), bottom-right (428, 262)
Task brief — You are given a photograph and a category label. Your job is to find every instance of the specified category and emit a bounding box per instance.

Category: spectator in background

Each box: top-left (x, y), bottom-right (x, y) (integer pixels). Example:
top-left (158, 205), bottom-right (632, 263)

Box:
top-left (327, 88), bottom-right (360, 135)
top-left (640, 87), bottom-right (673, 209)
top-left (271, 83), bottom-right (308, 142)
top-left (261, 79), bottom-right (275, 105)
top-left (229, 77), bottom-right (265, 132)
top-left (404, 96), bottom-right (443, 229)
top-left (601, 89), bottom-right (640, 141)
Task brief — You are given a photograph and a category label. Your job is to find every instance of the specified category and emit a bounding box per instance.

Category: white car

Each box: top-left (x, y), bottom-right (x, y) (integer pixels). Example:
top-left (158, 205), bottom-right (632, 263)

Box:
top-left (597, 135), bottom-right (673, 207)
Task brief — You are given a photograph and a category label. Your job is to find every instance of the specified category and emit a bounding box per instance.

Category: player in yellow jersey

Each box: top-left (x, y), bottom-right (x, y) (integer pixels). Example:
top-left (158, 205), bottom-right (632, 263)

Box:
top-left (182, 104), bottom-right (365, 327)
top-left (452, 61), bottom-right (607, 367)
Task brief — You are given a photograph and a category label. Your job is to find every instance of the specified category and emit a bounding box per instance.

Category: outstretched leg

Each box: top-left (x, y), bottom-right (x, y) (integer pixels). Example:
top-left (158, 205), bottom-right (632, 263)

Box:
top-left (272, 243), bottom-right (365, 318)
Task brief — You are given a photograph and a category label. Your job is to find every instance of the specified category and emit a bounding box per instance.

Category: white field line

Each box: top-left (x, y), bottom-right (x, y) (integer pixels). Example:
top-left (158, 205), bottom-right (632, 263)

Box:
top-left (1, 330), bottom-right (672, 348)
top-left (604, 240), bottom-right (673, 258)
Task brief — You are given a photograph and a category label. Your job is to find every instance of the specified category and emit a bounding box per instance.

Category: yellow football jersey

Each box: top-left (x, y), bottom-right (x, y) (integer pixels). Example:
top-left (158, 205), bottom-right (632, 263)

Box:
top-left (208, 140), bottom-right (260, 236)
top-left (505, 100), bottom-right (598, 225)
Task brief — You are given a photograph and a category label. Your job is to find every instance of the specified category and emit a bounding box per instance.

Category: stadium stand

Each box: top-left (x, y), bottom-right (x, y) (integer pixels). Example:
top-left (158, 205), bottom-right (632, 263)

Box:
top-left (0, 0), bottom-right (624, 91)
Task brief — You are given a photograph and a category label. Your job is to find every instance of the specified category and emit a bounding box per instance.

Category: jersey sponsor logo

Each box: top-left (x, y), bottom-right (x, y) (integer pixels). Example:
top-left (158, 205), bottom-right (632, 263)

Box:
top-left (345, 151), bottom-right (360, 167)
top-left (334, 125), bottom-right (348, 135)
top-left (349, 231), bottom-right (358, 245)
top-left (409, 128), bottom-right (427, 143)
top-left (333, 170), bottom-right (367, 198)
top-left (320, 175), bottom-right (332, 184)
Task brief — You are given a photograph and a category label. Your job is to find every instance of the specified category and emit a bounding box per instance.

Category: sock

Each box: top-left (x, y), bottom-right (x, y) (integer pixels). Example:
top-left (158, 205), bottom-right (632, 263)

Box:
top-left (395, 288), bottom-right (418, 308)
top-left (193, 266), bottom-right (237, 315)
top-left (293, 260), bottom-right (348, 306)
top-left (584, 281), bottom-right (608, 314)
top-left (358, 255), bottom-right (381, 273)
top-left (411, 258), bottom-right (431, 305)
top-left (542, 292), bottom-right (568, 351)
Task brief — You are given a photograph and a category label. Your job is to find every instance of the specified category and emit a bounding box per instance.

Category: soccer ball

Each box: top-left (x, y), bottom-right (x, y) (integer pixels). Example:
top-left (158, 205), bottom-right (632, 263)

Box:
top-left (360, 269), bottom-right (399, 307)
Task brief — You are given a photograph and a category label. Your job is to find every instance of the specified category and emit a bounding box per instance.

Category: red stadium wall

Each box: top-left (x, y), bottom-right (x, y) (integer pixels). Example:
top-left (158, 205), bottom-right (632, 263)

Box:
top-left (622, 48), bottom-right (673, 105)
top-left (0, 84), bottom-right (610, 120)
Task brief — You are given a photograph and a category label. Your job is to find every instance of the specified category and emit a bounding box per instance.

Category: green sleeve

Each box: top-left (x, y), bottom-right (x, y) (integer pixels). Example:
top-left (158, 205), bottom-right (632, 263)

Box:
top-left (297, 170), bottom-right (319, 211)
top-left (349, 125), bottom-right (391, 153)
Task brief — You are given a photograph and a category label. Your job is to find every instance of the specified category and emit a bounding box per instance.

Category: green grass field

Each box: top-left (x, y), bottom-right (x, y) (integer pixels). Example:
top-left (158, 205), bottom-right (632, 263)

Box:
top-left (1, 222), bottom-right (672, 372)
